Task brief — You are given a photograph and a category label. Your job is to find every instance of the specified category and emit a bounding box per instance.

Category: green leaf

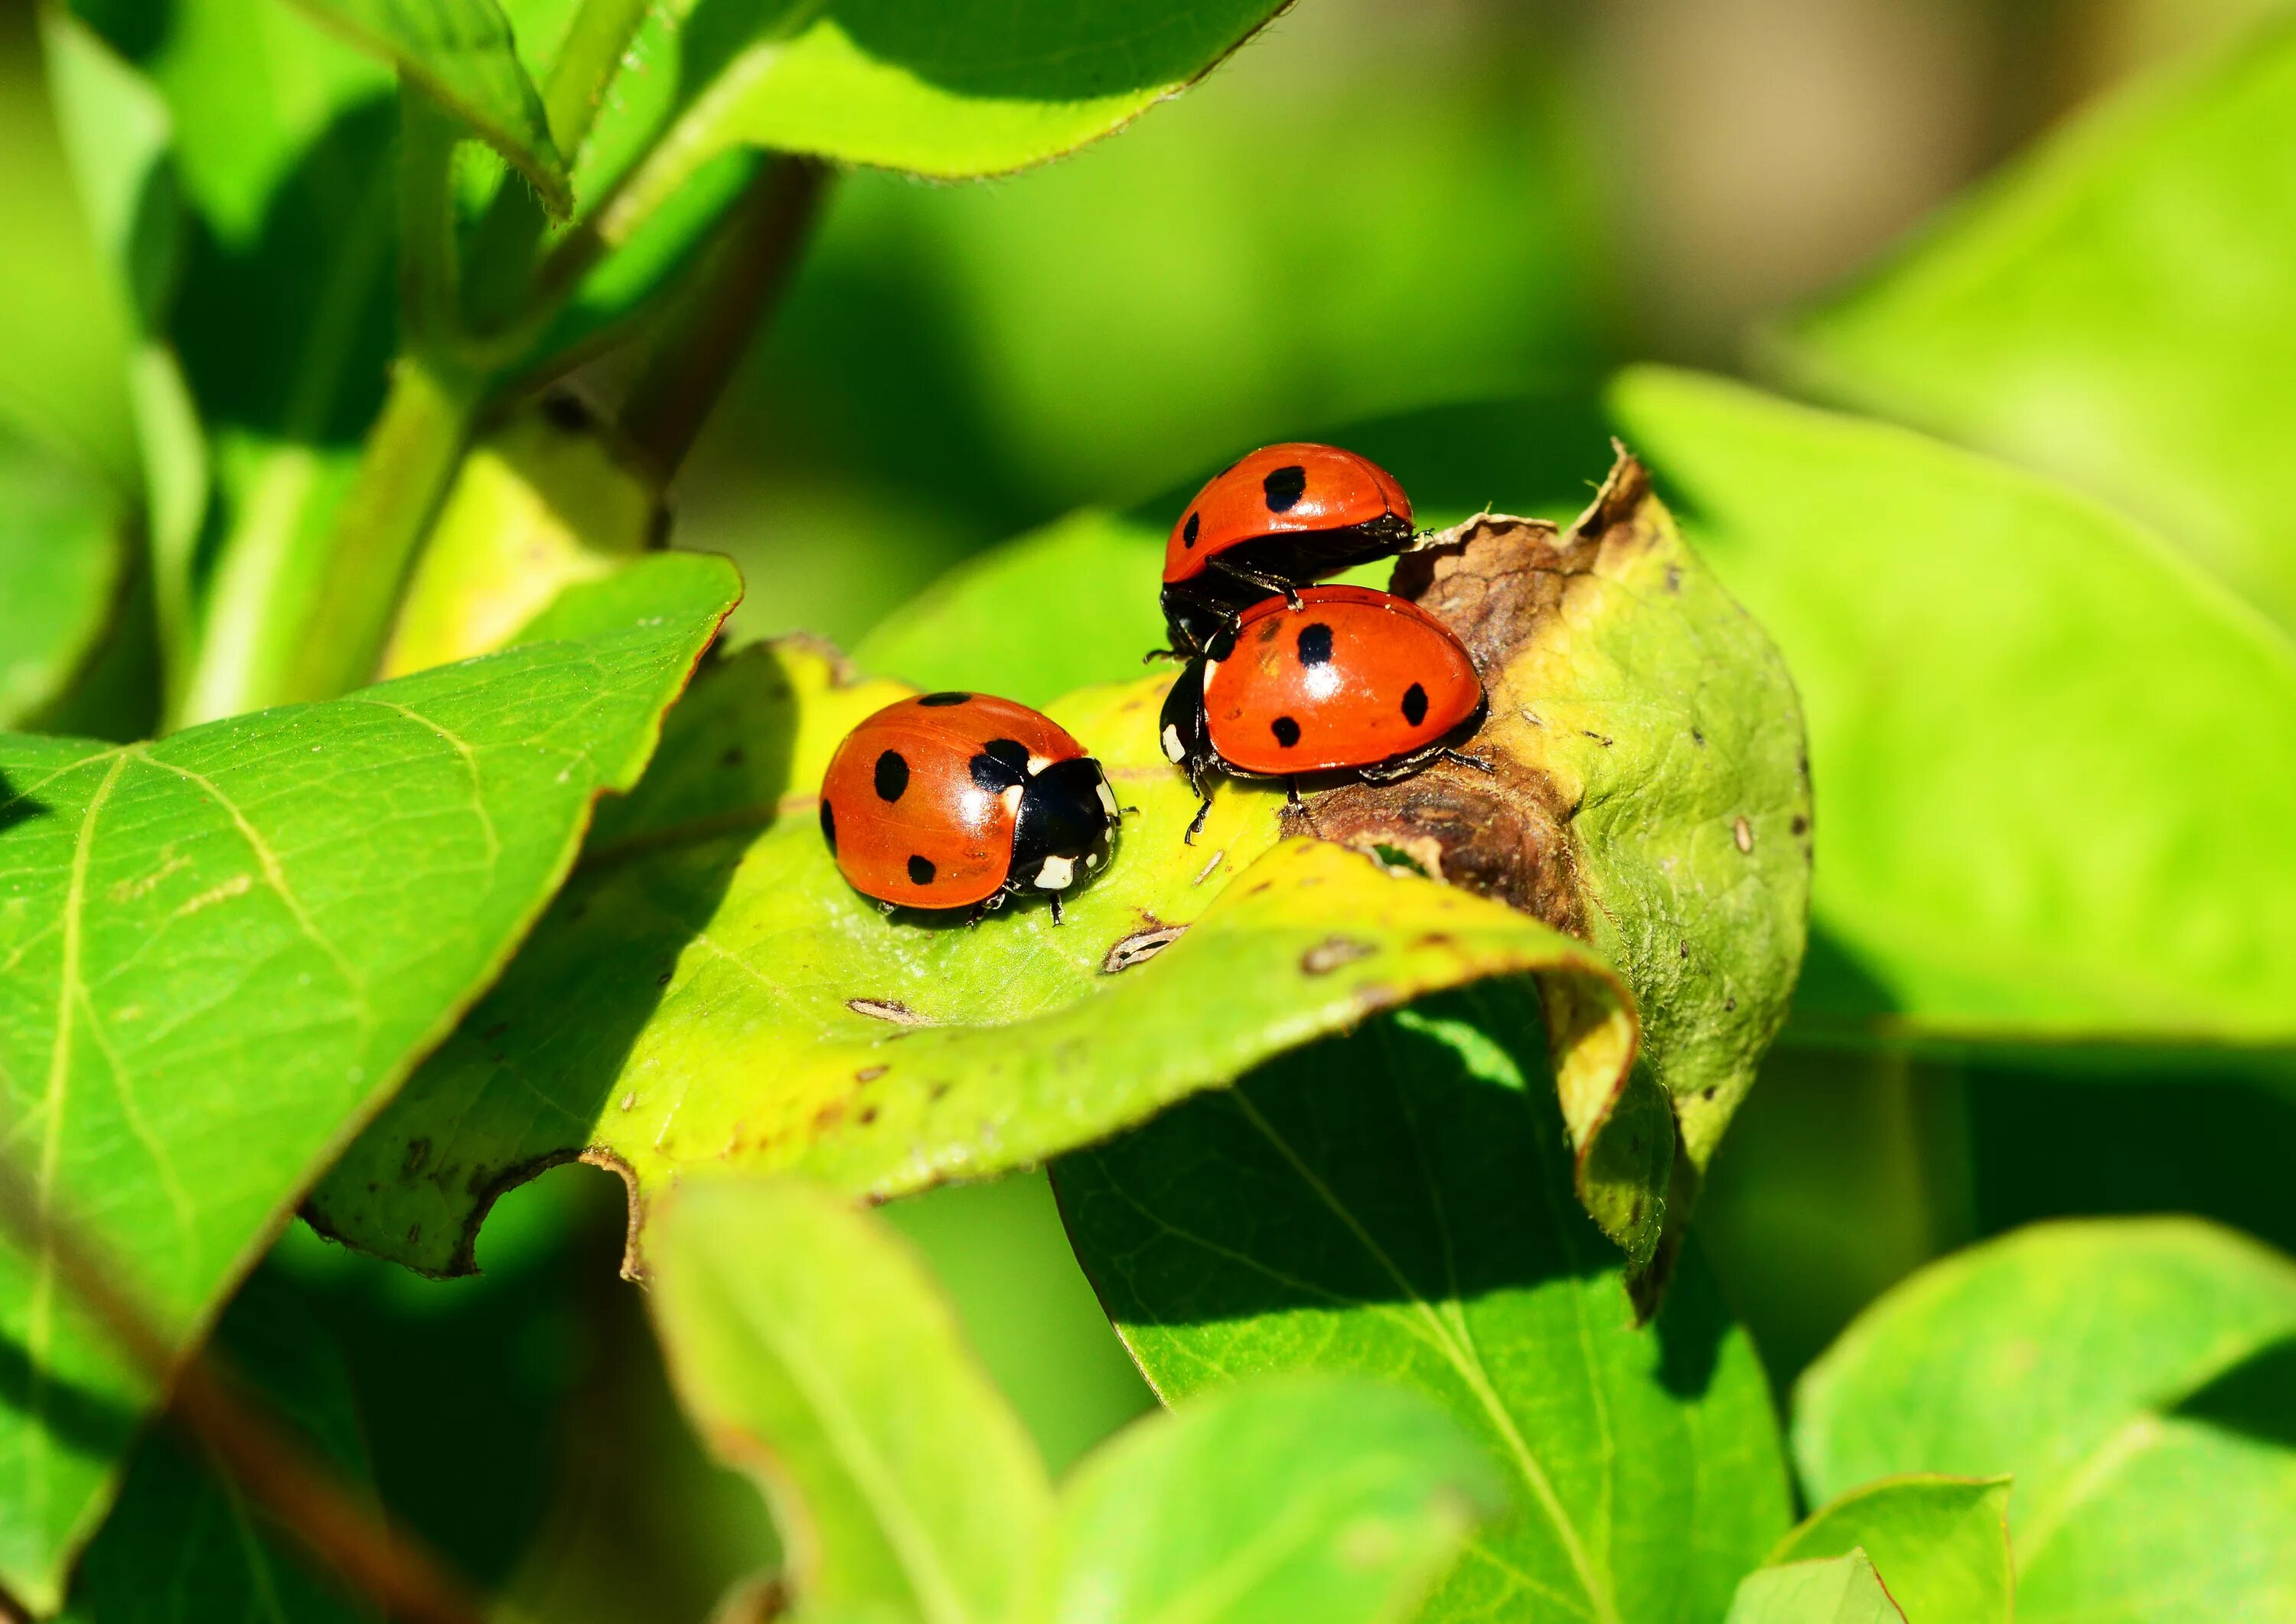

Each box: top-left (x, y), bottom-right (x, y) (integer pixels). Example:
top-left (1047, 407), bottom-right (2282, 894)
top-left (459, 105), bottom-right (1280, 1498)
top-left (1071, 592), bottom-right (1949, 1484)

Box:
top-left (855, 510), bottom-right (1170, 707)
top-left (568, 0), bottom-right (1289, 255)
top-left (285, 0), bottom-right (570, 216)
top-left (1044, 1376), bottom-right (1500, 1624)
top-left (1610, 367), bottom-right (2296, 1047)
top-left (1725, 1551), bottom-right (1906, 1624)
top-left (1773, 18), bottom-right (2296, 638)
top-left (62, 1271), bottom-right (378, 1622)
top-left (0, 427), bottom-right (130, 729)
top-left (378, 400), bottom-right (658, 678)
top-left (305, 638), bottom-right (1637, 1277)
top-left (1055, 981), bottom-right (1794, 1624)
top-left (0, 554), bottom-right (735, 1610)
top-left (1766, 1476), bottom-right (2012, 1624)
top-left (1795, 1217), bottom-right (2296, 1622)
top-left (647, 1176), bottom-right (1055, 1624)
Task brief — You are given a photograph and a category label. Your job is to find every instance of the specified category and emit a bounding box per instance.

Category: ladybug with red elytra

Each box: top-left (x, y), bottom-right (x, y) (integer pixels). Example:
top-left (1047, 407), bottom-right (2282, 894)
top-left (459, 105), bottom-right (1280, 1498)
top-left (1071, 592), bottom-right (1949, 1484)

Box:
top-left (1156, 443), bottom-right (1420, 657)
top-left (820, 690), bottom-right (1122, 923)
top-left (1160, 582), bottom-right (1492, 842)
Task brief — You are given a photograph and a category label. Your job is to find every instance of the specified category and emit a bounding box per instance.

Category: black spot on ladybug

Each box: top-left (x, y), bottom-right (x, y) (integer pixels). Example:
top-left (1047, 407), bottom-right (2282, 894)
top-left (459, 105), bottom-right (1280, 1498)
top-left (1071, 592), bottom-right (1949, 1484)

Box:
top-left (1401, 683), bottom-right (1429, 726)
top-left (874, 750), bottom-right (909, 802)
top-left (983, 738), bottom-right (1029, 774)
top-left (1263, 465), bottom-right (1308, 512)
top-left (1271, 716), bottom-right (1303, 748)
top-left (820, 798), bottom-right (837, 851)
top-left (1182, 512), bottom-right (1200, 547)
top-left (969, 751), bottom-right (1024, 791)
top-left (1297, 624), bottom-right (1334, 666)
top-left (908, 855), bottom-right (936, 885)
top-left (918, 691), bottom-right (970, 706)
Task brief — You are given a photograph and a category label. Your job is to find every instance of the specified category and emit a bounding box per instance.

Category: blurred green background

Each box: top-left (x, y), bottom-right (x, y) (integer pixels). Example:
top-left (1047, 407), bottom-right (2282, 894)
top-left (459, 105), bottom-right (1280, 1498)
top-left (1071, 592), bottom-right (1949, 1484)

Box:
top-left (6, 0), bottom-right (2291, 1611)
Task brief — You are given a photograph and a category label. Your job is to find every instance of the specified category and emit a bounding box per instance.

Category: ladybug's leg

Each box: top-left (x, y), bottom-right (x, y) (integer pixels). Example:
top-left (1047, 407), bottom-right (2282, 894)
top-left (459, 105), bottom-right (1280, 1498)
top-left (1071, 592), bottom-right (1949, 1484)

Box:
top-left (1286, 777), bottom-right (1303, 809)
top-left (1440, 748), bottom-right (1497, 774)
top-left (1048, 892), bottom-right (1065, 926)
top-left (876, 900), bottom-right (896, 917)
top-left (1140, 645), bottom-right (1182, 664)
top-left (1183, 796), bottom-right (1213, 844)
top-left (1209, 556), bottom-right (1302, 608)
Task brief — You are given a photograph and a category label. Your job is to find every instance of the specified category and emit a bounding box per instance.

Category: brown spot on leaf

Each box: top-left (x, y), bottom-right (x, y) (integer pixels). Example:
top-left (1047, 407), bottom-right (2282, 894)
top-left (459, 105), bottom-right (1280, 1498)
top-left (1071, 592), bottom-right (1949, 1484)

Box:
top-left (855, 1065), bottom-right (888, 1084)
top-left (1733, 817), bottom-right (1754, 854)
top-left (1104, 925), bottom-right (1188, 973)
top-left (1791, 814), bottom-right (1809, 836)
top-left (1301, 937), bottom-right (1377, 975)
top-left (848, 998), bottom-right (928, 1025)
top-left (401, 1139), bottom-right (430, 1179)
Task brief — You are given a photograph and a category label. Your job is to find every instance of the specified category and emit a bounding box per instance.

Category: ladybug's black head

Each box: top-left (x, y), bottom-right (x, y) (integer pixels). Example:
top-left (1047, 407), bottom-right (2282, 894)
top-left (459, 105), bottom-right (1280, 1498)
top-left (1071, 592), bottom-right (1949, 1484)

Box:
top-left (1012, 757), bottom-right (1119, 897)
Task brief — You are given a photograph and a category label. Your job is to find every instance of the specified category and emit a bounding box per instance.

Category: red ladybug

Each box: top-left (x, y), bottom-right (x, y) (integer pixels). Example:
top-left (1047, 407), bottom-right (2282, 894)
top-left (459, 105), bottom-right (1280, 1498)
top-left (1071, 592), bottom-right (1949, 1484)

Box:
top-left (821, 692), bottom-right (1119, 922)
top-left (1159, 443), bottom-right (1417, 654)
top-left (1159, 585), bottom-right (1487, 839)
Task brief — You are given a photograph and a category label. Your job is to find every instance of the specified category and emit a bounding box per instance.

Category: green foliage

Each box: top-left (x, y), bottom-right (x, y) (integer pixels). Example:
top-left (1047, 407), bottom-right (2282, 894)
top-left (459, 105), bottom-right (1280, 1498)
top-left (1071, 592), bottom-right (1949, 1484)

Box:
top-left (0, 556), bottom-right (731, 1609)
top-left (286, 0), bottom-right (569, 214)
top-left (1724, 1550), bottom-right (1904, 1624)
top-left (1796, 1218), bottom-right (2296, 1621)
top-left (307, 641), bottom-right (1642, 1275)
top-left (1776, 17), bottom-right (2296, 638)
top-left (1056, 982), bottom-right (1794, 1624)
top-left (1765, 1476), bottom-right (2012, 1624)
top-left (0, 427), bottom-right (128, 728)
top-left (647, 1174), bottom-right (1499, 1624)
top-left (1611, 367), bottom-right (2296, 1048)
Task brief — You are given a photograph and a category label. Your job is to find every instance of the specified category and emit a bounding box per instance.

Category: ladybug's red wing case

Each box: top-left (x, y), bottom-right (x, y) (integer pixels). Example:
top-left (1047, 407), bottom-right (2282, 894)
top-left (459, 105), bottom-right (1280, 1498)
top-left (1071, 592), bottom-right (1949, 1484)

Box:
top-left (820, 692), bottom-right (1090, 910)
top-left (1201, 587), bottom-right (1482, 777)
top-left (1162, 443), bottom-right (1414, 587)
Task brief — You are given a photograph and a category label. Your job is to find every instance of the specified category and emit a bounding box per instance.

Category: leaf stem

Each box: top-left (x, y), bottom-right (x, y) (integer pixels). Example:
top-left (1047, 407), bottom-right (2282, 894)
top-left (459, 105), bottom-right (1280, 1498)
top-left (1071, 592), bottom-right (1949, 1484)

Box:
top-left (619, 157), bottom-right (830, 480)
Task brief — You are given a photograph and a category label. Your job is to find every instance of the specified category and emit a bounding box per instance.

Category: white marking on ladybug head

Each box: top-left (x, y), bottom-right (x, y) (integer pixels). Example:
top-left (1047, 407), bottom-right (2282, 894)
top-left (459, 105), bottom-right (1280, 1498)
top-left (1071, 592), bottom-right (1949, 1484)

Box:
top-left (1094, 778), bottom-right (1119, 817)
top-left (1034, 853), bottom-right (1076, 891)
top-left (1026, 754), bottom-right (1053, 774)
top-left (1162, 724), bottom-right (1186, 763)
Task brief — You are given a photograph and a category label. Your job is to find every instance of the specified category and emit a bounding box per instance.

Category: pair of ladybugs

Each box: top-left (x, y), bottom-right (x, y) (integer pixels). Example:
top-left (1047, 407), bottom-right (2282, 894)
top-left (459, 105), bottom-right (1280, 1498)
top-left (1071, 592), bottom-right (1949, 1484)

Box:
top-left (822, 444), bottom-right (1485, 921)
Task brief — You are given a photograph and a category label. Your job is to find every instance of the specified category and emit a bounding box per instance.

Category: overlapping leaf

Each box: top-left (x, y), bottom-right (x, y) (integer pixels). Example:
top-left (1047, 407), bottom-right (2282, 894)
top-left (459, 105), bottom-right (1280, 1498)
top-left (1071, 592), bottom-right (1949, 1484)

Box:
top-left (286, 0), bottom-right (570, 215)
top-left (377, 401), bottom-right (658, 678)
top-left (1725, 1551), bottom-right (1904, 1624)
top-left (1773, 17), bottom-right (2296, 637)
top-left (1055, 981), bottom-right (1794, 1624)
top-left (1045, 1375), bottom-right (1500, 1624)
top-left (648, 1176), bottom-right (1499, 1624)
top-left (0, 428), bottom-right (129, 729)
top-left (566, 0), bottom-right (1292, 256)
top-left (1766, 1476), bottom-right (2012, 1624)
top-left (0, 555), bottom-right (733, 1610)
top-left (1612, 368), bottom-right (2296, 1047)
top-left (308, 638), bottom-right (1636, 1276)
top-left (1796, 1218), bottom-right (2296, 1622)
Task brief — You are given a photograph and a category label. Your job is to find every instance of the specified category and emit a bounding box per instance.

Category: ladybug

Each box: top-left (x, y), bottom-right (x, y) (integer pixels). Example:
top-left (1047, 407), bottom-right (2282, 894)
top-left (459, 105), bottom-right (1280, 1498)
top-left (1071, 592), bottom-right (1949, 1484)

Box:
top-left (1159, 443), bottom-right (1417, 654)
top-left (1159, 585), bottom-right (1488, 840)
top-left (820, 692), bottom-right (1120, 923)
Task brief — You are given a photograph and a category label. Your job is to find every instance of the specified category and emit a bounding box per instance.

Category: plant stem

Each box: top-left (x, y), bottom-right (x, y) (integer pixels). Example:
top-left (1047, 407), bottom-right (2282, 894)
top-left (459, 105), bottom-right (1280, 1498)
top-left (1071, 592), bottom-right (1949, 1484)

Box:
top-left (280, 354), bottom-right (482, 704)
top-left (542, 0), bottom-right (655, 154)
top-left (619, 157), bottom-right (830, 481)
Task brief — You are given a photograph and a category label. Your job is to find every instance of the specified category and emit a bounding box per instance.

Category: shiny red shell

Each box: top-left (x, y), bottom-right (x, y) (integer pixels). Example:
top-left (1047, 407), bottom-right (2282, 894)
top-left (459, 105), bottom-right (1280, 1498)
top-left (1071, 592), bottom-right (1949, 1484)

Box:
top-left (1163, 444), bottom-right (1413, 586)
top-left (820, 692), bottom-right (1088, 909)
top-left (1202, 586), bottom-right (1482, 776)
